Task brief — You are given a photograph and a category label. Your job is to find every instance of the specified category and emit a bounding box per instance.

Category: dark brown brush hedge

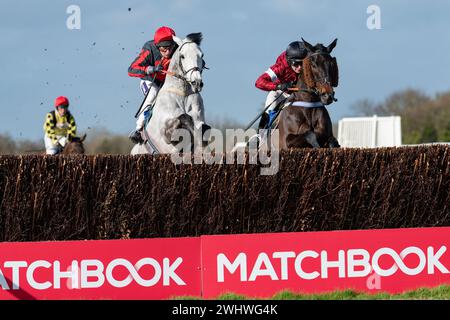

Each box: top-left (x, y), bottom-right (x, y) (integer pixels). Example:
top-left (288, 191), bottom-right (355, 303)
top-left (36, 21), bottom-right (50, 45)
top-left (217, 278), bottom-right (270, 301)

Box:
top-left (0, 146), bottom-right (448, 242)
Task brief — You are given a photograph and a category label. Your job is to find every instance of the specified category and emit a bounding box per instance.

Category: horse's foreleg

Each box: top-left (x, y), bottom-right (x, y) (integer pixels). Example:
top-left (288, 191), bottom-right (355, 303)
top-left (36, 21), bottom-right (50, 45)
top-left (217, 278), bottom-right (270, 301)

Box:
top-left (304, 131), bottom-right (321, 148)
top-left (186, 95), bottom-right (206, 129)
top-left (162, 114), bottom-right (196, 146)
top-left (313, 107), bottom-right (335, 147)
top-left (187, 95), bottom-right (211, 147)
top-left (162, 117), bottom-right (181, 145)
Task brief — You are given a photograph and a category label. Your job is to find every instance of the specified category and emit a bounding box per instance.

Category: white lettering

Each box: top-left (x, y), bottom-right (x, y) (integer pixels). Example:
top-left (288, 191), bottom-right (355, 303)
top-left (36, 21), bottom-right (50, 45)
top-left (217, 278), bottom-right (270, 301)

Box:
top-left (399, 247), bottom-right (426, 276)
top-left (27, 260), bottom-right (52, 290)
top-left (347, 249), bottom-right (371, 277)
top-left (4, 261), bottom-right (27, 289)
top-left (321, 250), bottom-right (346, 278)
top-left (372, 248), bottom-right (399, 277)
top-left (366, 5), bottom-right (381, 30)
top-left (427, 246), bottom-right (449, 274)
top-left (217, 253), bottom-right (247, 282)
top-left (66, 5), bottom-right (81, 30)
top-left (249, 253), bottom-right (278, 281)
top-left (294, 250), bottom-right (319, 280)
top-left (163, 258), bottom-right (185, 286)
top-left (54, 260), bottom-right (79, 289)
top-left (131, 258), bottom-right (161, 287)
top-left (0, 268), bottom-right (10, 290)
top-left (81, 260), bottom-right (105, 289)
top-left (106, 259), bottom-right (134, 288)
top-left (273, 252), bottom-right (296, 280)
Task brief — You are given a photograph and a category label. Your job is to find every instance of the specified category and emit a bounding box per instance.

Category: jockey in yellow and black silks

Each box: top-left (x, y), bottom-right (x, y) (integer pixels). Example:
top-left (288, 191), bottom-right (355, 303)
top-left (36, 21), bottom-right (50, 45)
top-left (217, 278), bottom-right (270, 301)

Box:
top-left (43, 96), bottom-right (77, 155)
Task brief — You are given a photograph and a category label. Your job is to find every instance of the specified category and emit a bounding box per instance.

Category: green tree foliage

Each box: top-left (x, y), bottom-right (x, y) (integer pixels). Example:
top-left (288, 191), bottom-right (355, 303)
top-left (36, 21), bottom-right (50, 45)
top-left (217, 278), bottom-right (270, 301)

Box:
top-left (351, 88), bottom-right (450, 144)
top-left (84, 128), bottom-right (134, 154)
top-left (0, 134), bottom-right (17, 154)
top-left (0, 129), bottom-right (134, 155)
top-left (0, 134), bottom-right (44, 155)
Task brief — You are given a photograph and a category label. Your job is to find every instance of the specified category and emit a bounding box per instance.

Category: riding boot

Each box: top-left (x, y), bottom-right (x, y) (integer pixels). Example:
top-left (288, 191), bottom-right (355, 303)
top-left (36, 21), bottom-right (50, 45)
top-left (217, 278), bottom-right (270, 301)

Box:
top-left (258, 112), bottom-right (269, 130)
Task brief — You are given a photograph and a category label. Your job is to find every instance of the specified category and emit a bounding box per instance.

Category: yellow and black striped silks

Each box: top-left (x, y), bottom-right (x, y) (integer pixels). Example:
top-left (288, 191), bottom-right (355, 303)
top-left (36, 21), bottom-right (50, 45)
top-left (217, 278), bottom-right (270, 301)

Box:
top-left (43, 110), bottom-right (77, 144)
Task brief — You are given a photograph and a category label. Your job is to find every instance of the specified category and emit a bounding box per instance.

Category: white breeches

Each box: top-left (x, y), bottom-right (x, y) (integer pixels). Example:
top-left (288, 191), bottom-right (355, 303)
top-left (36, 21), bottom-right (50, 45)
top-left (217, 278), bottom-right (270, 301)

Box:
top-left (136, 80), bottom-right (161, 130)
top-left (265, 90), bottom-right (290, 113)
top-left (44, 135), bottom-right (63, 155)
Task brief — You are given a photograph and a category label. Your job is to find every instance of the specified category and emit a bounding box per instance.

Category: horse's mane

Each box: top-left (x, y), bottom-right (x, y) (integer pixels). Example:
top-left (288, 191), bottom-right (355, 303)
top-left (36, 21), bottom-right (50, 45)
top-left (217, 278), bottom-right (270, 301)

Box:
top-left (330, 57), bottom-right (339, 87)
top-left (301, 58), bottom-right (316, 88)
top-left (186, 32), bottom-right (203, 46)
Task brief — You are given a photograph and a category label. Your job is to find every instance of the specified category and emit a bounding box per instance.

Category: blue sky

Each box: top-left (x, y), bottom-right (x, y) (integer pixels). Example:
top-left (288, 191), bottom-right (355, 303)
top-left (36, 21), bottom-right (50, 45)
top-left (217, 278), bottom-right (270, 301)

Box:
top-left (1, 0), bottom-right (450, 140)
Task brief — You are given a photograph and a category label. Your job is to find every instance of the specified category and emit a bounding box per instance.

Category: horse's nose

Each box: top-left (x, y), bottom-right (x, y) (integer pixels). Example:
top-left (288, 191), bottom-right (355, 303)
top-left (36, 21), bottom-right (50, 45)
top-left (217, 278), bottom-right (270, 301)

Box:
top-left (192, 80), bottom-right (203, 93)
top-left (321, 93), bottom-right (334, 105)
top-left (195, 80), bottom-right (203, 89)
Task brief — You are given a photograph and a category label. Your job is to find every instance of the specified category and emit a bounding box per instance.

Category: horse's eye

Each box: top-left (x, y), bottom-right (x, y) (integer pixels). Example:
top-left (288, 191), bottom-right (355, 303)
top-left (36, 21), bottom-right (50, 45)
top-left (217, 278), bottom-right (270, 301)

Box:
top-left (180, 55), bottom-right (185, 59)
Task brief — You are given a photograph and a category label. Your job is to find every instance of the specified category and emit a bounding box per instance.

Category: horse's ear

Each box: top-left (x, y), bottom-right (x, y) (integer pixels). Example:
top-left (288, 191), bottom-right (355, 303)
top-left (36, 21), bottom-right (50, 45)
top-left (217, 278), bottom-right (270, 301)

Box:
top-left (327, 38), bottom-right (338, 53)
top-left (172, 36), bottom-right (182, 47)
top-left (81, 133), bottom-right (87, 142)
top-left (301, 37), bottom-right (315, 52)
top-left (186, 32), bottom-right (203, 46)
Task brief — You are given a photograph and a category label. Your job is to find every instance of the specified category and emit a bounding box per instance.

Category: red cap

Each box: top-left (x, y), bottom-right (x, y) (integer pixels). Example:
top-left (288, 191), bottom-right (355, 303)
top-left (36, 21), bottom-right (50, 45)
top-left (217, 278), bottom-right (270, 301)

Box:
top-left (154, 26), bottom-right (176, 47)
top-left (54, 96), bottom-right (69, 107)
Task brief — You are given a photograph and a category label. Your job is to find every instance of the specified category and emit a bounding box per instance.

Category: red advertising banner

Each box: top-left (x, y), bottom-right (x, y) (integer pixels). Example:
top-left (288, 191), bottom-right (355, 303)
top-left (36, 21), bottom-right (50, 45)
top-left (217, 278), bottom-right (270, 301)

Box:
top-left (1, 227), bottom-right (450, 299)
top-left (0, 237), bottom-right (201, 300)
top-left (201, 227), bottom-right (450, 298)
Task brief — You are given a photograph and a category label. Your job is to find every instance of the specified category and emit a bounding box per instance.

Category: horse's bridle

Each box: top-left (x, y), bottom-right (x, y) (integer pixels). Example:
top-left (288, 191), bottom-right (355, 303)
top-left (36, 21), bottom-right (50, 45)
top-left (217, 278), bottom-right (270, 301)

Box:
top-left (174, 41), bottom-right (208, 86)
top-left (302, 51), bottom-right (337, 101)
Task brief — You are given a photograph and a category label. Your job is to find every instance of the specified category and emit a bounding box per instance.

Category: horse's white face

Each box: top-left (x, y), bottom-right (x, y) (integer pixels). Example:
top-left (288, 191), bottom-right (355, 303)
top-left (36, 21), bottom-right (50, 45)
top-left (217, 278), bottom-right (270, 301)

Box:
top-left (173, 35), bottom-right (204, 93)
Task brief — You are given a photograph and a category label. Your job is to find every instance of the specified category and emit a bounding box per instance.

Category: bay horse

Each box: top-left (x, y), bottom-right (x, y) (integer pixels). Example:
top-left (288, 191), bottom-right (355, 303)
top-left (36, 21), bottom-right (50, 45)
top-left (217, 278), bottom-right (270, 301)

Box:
top-left (277, 38), bottom-right (340, 150)
top-left (61, 134), bottom-right (86, 154)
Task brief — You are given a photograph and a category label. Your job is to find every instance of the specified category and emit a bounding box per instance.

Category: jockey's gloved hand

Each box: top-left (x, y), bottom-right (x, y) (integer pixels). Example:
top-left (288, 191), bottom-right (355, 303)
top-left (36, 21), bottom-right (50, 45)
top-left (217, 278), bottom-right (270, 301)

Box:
top-left (276, 82), bottom-right (294, 92)
top-left (146, 64), bottom-right (163, 75)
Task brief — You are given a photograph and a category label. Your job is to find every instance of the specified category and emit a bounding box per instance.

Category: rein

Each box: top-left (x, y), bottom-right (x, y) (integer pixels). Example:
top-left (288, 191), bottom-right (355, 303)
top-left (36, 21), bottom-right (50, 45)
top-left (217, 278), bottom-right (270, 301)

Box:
top-left (168, 41), bottom-right (208, 85)
top-left (297, 51), bottom-right (337, 101)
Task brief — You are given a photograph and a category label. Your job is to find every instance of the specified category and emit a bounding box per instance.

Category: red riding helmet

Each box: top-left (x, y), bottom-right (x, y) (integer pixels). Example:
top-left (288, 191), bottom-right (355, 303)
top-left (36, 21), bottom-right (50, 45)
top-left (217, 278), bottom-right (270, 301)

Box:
top-left (54, 96), bottom-right (69, 108)
top-left (154, 26), bottom-right (176, 47)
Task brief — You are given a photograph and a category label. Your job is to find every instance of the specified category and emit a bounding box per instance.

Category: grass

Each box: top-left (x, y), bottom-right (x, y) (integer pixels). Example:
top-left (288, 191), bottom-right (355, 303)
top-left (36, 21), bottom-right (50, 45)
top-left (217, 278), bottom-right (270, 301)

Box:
top-left (173, 285), bottom-right (450, 300)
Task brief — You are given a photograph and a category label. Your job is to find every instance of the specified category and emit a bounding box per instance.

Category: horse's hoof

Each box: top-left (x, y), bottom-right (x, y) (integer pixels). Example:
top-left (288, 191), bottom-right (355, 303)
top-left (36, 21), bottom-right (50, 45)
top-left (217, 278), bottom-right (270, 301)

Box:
top-left (328, 137), bottom-right (341, 148)
top-left (201, 123), bottom-right (211, 140)
top-left (129, 130), bottom-right (144, 144)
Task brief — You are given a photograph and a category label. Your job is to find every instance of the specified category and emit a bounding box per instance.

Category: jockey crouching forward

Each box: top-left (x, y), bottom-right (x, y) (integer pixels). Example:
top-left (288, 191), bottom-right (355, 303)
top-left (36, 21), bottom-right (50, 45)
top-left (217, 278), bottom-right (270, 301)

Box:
top-left (43, 96), bottom-right (77, 155)
top-left (255, 41), bottom-right (308, 129)
top-left (128, 26), bottom-right (178, 144)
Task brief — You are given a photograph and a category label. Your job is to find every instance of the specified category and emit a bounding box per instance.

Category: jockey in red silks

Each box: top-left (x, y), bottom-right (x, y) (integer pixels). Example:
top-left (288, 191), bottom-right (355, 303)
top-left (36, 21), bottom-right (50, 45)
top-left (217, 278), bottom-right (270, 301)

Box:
top-left (255, 41), bottom-right (308, 129)
top-left (128, 26), bottom-right (178, 144)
